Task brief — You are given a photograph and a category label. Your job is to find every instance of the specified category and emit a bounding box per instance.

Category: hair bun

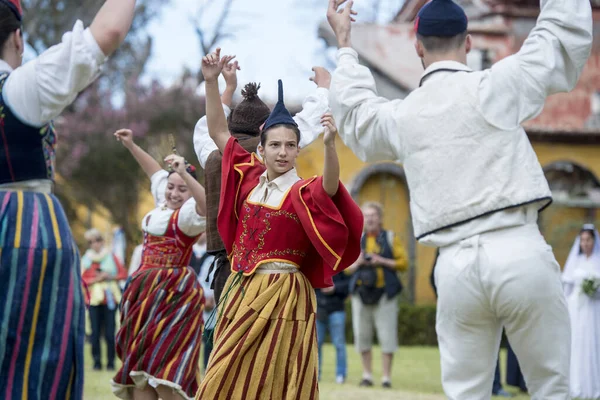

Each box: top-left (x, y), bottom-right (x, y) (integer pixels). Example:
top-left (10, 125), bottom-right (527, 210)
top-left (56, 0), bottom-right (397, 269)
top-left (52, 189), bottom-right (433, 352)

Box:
top-left (241, 83), bottom-right (260, 101)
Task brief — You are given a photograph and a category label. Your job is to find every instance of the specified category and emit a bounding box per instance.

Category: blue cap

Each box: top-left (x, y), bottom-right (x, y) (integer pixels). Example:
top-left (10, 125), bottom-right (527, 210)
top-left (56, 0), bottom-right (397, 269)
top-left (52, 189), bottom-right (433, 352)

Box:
top-left (415, 0), bottom-right (467, 37)
top-left (263, 80), bottom-right (298, 132)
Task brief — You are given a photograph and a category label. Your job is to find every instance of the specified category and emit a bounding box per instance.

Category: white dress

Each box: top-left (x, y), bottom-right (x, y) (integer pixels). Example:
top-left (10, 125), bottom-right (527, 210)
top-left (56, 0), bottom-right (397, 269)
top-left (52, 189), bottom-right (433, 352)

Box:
top-left (565, 255), bottom-right (600, 399)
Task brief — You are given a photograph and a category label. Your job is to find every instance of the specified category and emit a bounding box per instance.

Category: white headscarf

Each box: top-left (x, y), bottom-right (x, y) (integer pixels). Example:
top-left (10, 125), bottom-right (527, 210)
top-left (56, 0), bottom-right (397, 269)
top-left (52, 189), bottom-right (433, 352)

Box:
top-left (562, 224), bottom-right (600, 284)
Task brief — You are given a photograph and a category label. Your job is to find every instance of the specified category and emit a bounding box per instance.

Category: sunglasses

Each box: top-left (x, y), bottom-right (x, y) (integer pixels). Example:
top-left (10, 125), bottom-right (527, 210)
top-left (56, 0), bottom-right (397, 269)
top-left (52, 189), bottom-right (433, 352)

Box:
top-left (88, 238), bottom-right (103, 245)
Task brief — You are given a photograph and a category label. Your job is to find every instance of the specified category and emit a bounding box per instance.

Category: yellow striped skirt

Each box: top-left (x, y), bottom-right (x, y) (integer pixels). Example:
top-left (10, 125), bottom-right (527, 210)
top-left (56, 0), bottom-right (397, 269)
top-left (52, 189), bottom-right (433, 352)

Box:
top-left (196, 270), bottom-right (319, 399)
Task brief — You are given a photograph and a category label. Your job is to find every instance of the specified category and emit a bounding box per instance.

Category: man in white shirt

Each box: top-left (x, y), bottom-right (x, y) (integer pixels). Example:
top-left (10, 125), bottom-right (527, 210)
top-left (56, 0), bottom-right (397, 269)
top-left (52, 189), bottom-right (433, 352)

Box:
top-left (326, 0), bottom-right (593, 398)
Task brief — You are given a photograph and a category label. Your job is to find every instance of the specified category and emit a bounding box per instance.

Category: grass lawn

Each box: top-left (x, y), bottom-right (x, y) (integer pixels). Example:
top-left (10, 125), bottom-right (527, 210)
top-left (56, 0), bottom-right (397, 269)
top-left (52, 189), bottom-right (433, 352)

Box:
top-left (84, 344), bottom-right (530, 399)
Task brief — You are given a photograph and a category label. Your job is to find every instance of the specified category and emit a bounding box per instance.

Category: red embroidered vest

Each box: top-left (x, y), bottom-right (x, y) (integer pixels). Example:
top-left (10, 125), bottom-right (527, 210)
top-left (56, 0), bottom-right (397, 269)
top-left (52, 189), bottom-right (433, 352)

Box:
top-left (230, 195), bottom-right (312, 274)
top-left (140, 209), bottom-right (199, 270)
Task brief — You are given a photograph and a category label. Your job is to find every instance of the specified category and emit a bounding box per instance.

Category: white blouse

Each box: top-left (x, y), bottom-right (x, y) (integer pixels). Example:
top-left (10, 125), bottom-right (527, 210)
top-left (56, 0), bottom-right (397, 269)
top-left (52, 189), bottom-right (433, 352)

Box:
top-left (247, 168), bottom-right (301, 208)
top-left (1, 20), bottom-right (106, 127)
top-left (0, 21), bottom-right (106, 191)
top-left (141, 170), bottom-right (206, 238)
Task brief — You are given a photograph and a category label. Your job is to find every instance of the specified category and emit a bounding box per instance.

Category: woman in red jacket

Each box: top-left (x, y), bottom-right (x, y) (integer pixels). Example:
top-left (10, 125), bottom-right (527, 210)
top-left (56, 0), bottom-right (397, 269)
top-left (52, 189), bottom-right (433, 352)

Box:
top-left (196, 49), bottom-right (362, 400)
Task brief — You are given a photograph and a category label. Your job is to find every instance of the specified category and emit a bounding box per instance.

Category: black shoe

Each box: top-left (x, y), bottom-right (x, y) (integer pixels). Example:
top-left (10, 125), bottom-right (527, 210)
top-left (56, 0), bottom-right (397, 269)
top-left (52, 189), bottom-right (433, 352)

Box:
top-left (382, 381), bottom-right (392, 389)
top-left (106, 364), bottom-right (115, 371)
top-left (359, 378), bottom-right (373, 387)
top-left (93, 363), bottom-right (102, 371)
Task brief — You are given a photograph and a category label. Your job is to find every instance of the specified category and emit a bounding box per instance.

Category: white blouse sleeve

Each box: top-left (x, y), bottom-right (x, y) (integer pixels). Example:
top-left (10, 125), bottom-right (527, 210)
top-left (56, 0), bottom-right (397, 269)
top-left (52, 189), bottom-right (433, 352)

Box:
top-left (193, 104), bottom-right (231, 168)
top-left (295, 87), bottom-right (330, 148)
top-left (3, 20), bottom-right (106, 127)
top-left (330, 48), bottom-right (404, 162)
top-left (177, 199), bottom-right (206, 237)
top-left (150, 170), bottom-right (169, 207)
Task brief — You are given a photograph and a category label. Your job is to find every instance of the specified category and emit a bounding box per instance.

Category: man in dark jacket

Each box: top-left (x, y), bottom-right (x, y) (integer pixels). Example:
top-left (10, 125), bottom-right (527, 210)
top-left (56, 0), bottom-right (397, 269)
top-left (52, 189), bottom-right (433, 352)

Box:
top-left (316, 271), bottom-right (350, 384)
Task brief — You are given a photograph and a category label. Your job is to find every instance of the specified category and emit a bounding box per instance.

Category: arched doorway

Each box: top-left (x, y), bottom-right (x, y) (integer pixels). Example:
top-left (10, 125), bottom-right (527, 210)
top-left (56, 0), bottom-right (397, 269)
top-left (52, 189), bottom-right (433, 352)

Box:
top-left (350, 163), bottom-right (418, 303)
top-left (541, 160), bottom-right (600, 266)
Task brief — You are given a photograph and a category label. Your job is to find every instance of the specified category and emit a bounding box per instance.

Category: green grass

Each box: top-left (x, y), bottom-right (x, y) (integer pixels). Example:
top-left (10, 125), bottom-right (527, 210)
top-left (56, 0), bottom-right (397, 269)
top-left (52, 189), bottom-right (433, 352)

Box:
top-left (83, 344), bottom-right (531, 399)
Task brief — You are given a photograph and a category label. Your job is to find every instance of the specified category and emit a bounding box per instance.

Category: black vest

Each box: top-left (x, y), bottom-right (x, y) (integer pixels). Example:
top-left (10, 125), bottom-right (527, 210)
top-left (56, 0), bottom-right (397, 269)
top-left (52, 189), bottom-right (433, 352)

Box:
top-left (350, 230), bottom-right (403, 299)
top-left (0, 73), bottom-right (56, 184)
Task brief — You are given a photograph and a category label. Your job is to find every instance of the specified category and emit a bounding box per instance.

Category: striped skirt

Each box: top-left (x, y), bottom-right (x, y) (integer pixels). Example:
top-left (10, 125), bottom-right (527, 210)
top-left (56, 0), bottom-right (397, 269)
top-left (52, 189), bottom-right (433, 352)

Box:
top-left (111, 266), bottom-right (205, 400)
top-left (0, 190), bottom-right (85, 400)
top-left (197, 270), bottom-right (319, 400)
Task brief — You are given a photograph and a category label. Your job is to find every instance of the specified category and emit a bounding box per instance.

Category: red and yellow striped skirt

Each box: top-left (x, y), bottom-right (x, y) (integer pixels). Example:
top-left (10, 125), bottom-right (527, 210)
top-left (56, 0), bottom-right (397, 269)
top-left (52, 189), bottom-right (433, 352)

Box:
top-left (197, 270), bottom-right (319, 399)
top-left (111, 266), bottom-right (204, 400)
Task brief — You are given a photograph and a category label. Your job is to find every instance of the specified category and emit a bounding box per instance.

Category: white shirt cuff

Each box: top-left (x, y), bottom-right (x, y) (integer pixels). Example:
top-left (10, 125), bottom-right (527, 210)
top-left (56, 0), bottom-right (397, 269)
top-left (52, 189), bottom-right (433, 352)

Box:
top-left (315, 87), bottom-right (329, 96)
top-left (150, 169), bottom-right (169, 206)
top-left (82, 24), bottom-right (108, 64)
top-left (336, 48), bottom-right (359, 65)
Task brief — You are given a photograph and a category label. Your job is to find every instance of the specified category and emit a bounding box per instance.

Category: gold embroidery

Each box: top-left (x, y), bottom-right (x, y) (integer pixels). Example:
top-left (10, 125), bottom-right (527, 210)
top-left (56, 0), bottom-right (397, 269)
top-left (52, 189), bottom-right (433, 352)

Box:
top-left (297, 177), bottom-right (342, 270)
top-left (231, 200), bottom-right (307, 271)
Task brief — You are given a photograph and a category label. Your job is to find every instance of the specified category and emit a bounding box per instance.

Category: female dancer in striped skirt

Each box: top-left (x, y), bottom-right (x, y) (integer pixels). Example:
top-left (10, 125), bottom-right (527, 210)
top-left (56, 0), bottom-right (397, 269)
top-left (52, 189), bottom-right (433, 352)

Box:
top-left (196, 49), bottom-right (363, 399)
top-left (110, 129), bottom-right (207, 400)
top-left (0, 1), bottom-right (136, 398)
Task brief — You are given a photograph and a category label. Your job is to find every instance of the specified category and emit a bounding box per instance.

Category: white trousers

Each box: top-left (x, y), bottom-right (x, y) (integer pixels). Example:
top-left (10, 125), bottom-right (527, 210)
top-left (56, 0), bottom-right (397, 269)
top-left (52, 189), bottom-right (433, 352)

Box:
top-left (435, 223), bottom-right (571, 400)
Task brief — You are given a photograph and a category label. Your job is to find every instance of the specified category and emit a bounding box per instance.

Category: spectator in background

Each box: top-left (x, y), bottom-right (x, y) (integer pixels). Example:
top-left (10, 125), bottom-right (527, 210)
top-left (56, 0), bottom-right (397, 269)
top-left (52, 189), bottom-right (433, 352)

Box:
top-left (190, 233), bottom-right (216, 371)
top-left (506, 343), bottom-right (527, 394)
top-left (316, 270), bottom-right (350, 384)
top-left (81, 228), bottom-right (127, 371)
top-left (430, 249), bottom-right (439, 297)
top-left (348, 202), bottom-right (408, 388)
top-left (492, 356), bottom-right (515, 397)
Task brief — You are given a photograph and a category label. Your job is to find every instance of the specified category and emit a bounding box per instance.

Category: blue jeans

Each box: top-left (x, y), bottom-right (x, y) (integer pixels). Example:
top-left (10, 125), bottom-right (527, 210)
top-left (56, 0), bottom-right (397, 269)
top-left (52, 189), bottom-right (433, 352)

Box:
top-left (89, 305), bottom-right (116, 368)
top-left (492, 355), bottom-right (502, 394)
top-left (316, 311), bottom-right (347, 379)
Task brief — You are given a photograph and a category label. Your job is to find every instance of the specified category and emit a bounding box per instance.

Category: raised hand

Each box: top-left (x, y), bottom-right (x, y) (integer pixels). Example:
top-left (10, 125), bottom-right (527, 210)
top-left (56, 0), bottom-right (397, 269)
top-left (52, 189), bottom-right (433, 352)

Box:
top-left (309, 67), bottom-right (331, 89)
top-left (321, 112), bottom-right (338, 146)
top-left (326, 0), bottom-right (357, 48)
top-left (114, 128), bottom-right (134, 148)
top-left (202, 48), bottom-right (236, 83)
top-left (222, 60), bottom-right (240, 90)
top-left (164, 154), bottom-right (188, 176)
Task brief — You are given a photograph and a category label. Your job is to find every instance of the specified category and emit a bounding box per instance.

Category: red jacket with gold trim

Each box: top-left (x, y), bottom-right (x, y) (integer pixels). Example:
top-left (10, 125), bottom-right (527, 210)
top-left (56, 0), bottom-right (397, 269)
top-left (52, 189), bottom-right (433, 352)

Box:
top-left (217, 137), bottom-right (363, 288)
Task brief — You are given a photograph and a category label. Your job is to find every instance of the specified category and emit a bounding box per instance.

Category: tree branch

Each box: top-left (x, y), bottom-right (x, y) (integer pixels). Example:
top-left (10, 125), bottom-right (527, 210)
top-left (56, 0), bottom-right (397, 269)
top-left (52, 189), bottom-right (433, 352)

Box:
top-left (193, 0), bottom-right (236, 82)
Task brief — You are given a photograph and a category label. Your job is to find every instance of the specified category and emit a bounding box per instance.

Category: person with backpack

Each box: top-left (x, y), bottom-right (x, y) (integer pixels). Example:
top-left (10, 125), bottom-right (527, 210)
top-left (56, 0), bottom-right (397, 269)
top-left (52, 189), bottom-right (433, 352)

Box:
top-left (348, 201), bottom-right (408, 388)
